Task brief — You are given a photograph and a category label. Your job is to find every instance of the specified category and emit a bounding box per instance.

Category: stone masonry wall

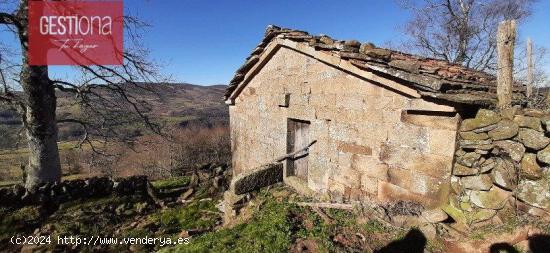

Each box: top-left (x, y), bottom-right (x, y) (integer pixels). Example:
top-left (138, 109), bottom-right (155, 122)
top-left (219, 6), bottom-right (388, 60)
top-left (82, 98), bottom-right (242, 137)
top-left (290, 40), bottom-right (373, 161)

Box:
top-left (446, 108), bottom-right (550, 225)
top-left (0, 176), bottom-right (150, 208)
top-left (230, 46), bottom-right (460, 207)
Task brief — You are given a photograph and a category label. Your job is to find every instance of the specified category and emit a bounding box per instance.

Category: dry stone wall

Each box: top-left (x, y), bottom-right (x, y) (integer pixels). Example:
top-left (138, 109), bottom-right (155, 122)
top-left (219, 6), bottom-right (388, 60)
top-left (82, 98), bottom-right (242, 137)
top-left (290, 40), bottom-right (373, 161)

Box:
top-left (447, 108), bottom-right (550, 225)
top-left (0, 176), bottom-right (150, 208)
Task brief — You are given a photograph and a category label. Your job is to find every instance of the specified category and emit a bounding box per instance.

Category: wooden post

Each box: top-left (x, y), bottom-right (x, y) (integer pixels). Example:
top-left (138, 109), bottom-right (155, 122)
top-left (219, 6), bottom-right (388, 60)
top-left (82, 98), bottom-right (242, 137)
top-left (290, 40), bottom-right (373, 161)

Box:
top-left (496, 20), bottom-right (516, 109)
top-left (527, 38), bottom-right (534, 98)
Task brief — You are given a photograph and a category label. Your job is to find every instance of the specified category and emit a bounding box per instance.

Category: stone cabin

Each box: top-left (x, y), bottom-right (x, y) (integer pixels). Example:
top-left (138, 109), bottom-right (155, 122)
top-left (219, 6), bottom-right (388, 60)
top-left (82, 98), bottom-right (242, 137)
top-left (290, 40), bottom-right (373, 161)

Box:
top-left (224, 25), bottom-right (526, 209)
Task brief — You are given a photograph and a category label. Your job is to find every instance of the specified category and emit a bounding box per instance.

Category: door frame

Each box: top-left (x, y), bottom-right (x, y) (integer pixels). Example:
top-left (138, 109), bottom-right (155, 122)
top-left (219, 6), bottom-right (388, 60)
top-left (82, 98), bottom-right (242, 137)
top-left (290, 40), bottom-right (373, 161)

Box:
top-left (286, 118), bottom-right (311, 181)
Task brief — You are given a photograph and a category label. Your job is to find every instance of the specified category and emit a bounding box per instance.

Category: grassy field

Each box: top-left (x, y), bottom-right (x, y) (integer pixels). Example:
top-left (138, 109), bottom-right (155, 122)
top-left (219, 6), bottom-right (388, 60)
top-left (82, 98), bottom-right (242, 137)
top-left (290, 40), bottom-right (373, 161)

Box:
top-left (0, 177), bottom-right (409, 253)
top-left (0, 141), bottom-right (87, 185)
top-left (2, 174), bottom-right (549, 252)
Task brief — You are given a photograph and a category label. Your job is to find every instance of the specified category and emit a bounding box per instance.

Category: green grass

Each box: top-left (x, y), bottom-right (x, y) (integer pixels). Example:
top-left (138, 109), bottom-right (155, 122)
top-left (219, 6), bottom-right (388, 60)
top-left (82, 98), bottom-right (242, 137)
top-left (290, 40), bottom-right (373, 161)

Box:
top-left (159, 186), bottom-right (409, 253)
top-left (0, 141), bottom-right (78, 157)
top-left (151, 176), bottom-right (190, 190)
top-left (162, 197), bottom-right (295, 253)
top-left (153, 200), bottom-right (220, 234)
top-left (0, 206), bottom-right (42, 241)
top-left (294, 206), bottom-right (334, 252)
top-left (0, 141), bottom-right (89, 183)
top-left (60, 195), bottom-right (131, 213)
top-left (362, 219), bottom-right (390, 234)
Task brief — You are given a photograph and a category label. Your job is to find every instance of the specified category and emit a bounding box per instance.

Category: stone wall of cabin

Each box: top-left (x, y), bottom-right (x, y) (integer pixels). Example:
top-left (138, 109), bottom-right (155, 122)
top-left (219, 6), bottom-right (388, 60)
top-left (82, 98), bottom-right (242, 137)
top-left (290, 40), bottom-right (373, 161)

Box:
top-left (229, 46), bottom-right (460, 207)
top-left (447, 108), bottom-right (550, 225)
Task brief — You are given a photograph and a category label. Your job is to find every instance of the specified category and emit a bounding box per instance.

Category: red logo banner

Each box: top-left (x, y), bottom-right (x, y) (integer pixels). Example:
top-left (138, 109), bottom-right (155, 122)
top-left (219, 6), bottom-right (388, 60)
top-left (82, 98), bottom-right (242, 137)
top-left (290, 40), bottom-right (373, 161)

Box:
top-left (28, 1), bottom-right (124, 66)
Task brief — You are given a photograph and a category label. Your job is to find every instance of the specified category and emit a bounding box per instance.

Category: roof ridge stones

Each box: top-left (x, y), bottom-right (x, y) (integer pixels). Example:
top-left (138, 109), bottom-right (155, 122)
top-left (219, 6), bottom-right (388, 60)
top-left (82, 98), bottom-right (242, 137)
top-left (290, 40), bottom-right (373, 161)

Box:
top-left (225, 25), bottom-right (526, 107)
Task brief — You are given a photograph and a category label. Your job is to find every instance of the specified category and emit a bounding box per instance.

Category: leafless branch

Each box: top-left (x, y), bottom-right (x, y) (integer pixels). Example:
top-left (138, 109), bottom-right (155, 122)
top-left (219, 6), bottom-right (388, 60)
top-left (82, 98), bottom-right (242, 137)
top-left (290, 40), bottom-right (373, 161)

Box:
top-left (396, 0), bottom-right (537, 72)
top-left (0, 12), bottom-right (16, 25)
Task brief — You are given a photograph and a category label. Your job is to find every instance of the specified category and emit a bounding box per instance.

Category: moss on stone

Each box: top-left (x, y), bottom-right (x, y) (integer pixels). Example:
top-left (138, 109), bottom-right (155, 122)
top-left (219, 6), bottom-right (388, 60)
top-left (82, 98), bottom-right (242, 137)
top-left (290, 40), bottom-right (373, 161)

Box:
top-left (520, 154), bottom-right (542, 180)
top-left (514, 115), bottom-right (543, 132)
top-left (460, 109), bottom-right (501, 132)
top-left (459, 131), bottom-right (489, 140)
top-left (470, 187), bottom-right (509, 210)
top-left (441, 201), bottom-right (468, 225)
top-left (487, 120), bottom-right (519, 140)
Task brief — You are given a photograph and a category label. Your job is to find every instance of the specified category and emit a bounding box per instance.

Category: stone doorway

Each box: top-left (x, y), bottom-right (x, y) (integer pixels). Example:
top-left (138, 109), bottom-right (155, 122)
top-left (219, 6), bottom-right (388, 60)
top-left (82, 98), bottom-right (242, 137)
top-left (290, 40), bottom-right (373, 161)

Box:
top-left (287, 118), bottom-right (310, 182)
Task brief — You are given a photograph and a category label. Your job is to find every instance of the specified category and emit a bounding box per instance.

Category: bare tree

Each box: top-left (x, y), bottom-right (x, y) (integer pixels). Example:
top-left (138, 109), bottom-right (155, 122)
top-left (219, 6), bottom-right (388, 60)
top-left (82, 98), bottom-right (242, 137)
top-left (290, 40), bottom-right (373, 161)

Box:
top-left (397, 0), bottom-right (537, 72)
top-left (514, 40), bottom-right (548, 90)
top-left (0, 1), bottom-right (164, 189)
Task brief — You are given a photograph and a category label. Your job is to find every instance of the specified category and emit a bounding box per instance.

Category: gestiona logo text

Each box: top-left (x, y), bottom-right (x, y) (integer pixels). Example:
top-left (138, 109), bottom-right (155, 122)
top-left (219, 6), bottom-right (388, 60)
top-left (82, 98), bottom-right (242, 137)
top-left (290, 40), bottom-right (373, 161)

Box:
top-left (28, 1), bottom-right (123, 66)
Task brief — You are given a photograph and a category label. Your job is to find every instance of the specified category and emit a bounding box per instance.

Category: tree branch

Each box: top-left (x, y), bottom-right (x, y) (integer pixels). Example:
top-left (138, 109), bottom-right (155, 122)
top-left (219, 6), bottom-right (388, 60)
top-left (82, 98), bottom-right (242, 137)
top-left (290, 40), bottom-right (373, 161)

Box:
top-left (0, 93), bottom-right (13, 102)
top-left (51, 80), bottom-right (83, 94)
top-left (444, 0), bottom-right (458, 19)
top-left (400, 0), bottom-right (538, 73)
top-left (56, 118), bottom-right (111, 156)
top-left (0, 12), bottom-right (16, 25)
top-left (57, 118), bottom-right (90, 148)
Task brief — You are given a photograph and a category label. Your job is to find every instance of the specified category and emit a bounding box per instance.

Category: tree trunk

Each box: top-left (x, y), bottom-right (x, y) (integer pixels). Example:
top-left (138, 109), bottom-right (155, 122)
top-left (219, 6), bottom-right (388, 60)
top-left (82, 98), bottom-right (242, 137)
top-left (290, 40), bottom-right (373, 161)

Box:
top-left (16, 1), bottom-right (62, 189)
top-left (21, 64), bottom-right (62, 190)
top-left (527, 38), bottom-right (533, 98)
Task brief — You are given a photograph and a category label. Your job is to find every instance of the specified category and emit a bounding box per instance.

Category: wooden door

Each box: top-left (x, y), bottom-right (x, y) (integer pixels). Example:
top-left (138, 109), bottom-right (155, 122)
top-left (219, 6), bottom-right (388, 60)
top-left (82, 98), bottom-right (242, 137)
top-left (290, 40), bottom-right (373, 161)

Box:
top-left (287, 119), bottom-right (310, 181)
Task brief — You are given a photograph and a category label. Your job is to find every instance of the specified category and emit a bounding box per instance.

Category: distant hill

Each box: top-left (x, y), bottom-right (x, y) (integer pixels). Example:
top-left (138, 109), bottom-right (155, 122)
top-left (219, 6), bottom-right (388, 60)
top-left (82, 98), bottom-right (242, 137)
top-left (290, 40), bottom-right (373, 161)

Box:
top-left (0, 83), bottom-right (229, 148)
top-left (124, 82), bottom-right (229, 128)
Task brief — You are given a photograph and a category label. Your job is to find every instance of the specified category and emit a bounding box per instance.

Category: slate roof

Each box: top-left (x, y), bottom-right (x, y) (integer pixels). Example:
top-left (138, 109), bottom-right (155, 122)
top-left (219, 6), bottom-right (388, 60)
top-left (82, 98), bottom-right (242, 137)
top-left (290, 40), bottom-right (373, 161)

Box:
top-left (225, 25), bottom-right (526, 107)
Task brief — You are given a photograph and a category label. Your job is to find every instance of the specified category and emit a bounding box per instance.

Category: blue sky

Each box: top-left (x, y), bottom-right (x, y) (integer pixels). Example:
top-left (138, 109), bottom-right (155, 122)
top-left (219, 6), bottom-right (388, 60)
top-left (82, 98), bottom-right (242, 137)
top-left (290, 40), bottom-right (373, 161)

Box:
top-left (2, 0), bottom-right (549, 85)
top-left (121, 0), bottom-right (413, 85)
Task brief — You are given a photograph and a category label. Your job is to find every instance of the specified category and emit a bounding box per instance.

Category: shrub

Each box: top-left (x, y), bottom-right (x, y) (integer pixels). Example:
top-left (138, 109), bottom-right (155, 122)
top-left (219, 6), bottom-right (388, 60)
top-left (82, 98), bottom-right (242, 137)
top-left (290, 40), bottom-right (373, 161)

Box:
top-left (100, 126), bottom-right (231, 179)
top-left (169, 126), bottom-right (231, 174)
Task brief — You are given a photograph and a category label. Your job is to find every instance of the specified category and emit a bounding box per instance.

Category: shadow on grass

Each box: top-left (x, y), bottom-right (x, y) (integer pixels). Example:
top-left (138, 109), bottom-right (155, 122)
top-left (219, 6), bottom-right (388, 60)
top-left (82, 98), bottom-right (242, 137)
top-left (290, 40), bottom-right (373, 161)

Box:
top-left (489, 243), bottom-right (519, 253)
top-left (489, 234), bottom-right (550, 253)
top-left (375, 228), bottom-right (426, 253)
top-left (374, 229), bottom-right (550, 253)
top-left (529, 234), bottom-right (550, 253)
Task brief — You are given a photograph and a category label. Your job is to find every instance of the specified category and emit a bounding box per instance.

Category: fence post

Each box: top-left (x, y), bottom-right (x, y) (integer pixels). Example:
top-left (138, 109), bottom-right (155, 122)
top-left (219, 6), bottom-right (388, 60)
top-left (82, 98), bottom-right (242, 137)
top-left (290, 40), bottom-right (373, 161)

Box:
top-left (527, 37), bottom-right (533, 98)
top-left (496, 20), bottom-right (516, 109)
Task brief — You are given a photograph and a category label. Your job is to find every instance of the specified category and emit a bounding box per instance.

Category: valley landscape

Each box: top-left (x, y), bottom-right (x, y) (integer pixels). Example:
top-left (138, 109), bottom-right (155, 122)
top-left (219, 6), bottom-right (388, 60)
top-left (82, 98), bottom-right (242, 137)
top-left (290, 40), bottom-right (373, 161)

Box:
top-left (0, 83), bottom-right (229, 185)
